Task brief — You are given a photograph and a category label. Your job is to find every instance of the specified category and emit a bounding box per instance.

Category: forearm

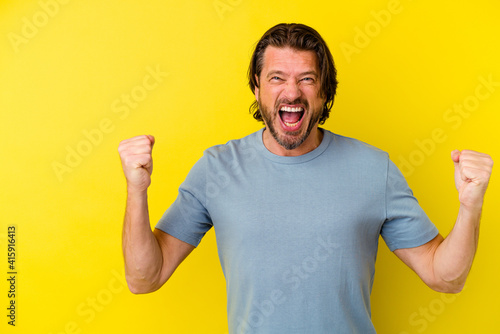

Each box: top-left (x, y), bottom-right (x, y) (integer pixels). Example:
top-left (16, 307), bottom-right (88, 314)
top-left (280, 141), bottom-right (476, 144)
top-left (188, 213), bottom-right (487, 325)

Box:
top-left (433, 205), bottom-right (482, 292)
top-left (396, 150), bottom-right (491, 293)
top-left (122, 189), bottom-right (163, 294)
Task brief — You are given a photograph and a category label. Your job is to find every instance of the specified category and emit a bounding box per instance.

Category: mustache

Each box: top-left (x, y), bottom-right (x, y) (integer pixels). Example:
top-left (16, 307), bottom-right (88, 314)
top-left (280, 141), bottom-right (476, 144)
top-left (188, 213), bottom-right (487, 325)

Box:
top-left (274, 98), bottom-right (309, 110)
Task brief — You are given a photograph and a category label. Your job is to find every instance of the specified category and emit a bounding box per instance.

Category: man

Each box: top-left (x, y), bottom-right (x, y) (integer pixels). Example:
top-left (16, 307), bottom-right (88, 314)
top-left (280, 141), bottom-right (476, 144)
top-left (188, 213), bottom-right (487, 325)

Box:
top-left (118, 23), bottom-right (493, 333)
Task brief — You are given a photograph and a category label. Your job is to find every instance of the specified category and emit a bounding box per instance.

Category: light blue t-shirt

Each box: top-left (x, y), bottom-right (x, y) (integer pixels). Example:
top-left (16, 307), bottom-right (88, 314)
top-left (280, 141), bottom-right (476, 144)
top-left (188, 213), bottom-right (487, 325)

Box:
top-left (156, 129), bottom-right (438, 333)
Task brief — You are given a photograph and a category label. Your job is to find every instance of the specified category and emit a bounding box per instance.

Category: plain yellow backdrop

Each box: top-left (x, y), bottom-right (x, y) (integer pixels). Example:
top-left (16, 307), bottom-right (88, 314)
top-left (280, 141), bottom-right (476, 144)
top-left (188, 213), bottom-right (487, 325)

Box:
top-left (1, 0), bottom-right (499, 333)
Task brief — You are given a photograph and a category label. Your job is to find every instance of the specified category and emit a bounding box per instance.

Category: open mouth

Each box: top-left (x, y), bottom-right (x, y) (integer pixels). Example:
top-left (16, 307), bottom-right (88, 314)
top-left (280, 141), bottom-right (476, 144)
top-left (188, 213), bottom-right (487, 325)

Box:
top-left (279, 106), bottom-right (305, 130)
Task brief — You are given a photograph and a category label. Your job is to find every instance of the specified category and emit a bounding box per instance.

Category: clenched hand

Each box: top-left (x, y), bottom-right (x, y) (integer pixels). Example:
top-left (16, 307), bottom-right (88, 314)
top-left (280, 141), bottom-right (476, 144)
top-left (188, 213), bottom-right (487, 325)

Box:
top-left (118, 135), bottom-right (155, 193)
top-left (451, 150), bottom-right (493, 211)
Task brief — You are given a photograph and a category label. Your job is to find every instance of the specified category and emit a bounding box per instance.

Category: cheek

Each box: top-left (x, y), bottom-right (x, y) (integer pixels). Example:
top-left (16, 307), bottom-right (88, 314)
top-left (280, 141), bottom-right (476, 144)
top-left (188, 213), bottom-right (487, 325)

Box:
top-left (260, 87), bottom-right (279, 104)
top-left (309, 88), bottom-right (325, 105)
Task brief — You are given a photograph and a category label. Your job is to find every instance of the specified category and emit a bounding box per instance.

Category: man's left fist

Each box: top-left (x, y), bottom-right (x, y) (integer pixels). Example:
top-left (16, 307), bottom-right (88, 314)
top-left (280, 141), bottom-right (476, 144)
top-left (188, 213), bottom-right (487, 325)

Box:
top-left (451, 150), bottom-right (493, 210)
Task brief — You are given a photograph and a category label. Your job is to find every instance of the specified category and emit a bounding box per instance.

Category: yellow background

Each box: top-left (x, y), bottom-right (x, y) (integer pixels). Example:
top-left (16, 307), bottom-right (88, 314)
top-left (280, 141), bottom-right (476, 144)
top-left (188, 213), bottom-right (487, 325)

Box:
top-left (1, 0), bottom-right (499, 333)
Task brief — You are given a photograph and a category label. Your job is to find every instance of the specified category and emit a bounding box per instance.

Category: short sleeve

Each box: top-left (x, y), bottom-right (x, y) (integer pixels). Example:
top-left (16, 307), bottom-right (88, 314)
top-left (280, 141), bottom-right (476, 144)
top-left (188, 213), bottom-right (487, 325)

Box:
top-left (155, 155), bottom-right (213, 247)
top-left (381, 159), bottom-right (439, 251)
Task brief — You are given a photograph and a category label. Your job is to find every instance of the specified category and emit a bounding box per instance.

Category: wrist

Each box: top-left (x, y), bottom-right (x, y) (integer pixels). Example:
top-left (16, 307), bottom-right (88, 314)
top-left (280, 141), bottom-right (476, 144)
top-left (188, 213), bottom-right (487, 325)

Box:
top-left (459, 199), bottom-right (484, 214)
top-left (458, 203), bottom-right (483, 224)
top-left (127, 186), bottom-right (148, 198)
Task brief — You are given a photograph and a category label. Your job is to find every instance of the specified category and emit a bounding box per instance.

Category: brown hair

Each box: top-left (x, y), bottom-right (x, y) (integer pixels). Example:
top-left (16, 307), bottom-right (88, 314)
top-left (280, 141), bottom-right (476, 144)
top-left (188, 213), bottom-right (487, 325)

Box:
top-left (248, 23), bottom-right (338, 124)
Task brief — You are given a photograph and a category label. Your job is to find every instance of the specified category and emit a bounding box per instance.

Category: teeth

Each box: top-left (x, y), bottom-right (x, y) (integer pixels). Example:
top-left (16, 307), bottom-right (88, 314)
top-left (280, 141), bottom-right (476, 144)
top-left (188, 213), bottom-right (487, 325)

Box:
top-left (280, 106), bottom-right (304, 112)
top-left (284, 120), bottom-right (300, 127)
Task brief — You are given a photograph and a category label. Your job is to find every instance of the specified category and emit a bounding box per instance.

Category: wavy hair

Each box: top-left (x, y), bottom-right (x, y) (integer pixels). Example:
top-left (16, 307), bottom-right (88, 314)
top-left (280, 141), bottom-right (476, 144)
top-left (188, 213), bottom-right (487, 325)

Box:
top-left (248, 23), bottom-right (338, 124)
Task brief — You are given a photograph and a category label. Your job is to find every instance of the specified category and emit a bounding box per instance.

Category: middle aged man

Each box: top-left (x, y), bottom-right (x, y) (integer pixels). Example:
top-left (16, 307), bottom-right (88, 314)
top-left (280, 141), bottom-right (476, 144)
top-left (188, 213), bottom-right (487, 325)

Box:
top-left (118, 23), bottom-right (493, 333)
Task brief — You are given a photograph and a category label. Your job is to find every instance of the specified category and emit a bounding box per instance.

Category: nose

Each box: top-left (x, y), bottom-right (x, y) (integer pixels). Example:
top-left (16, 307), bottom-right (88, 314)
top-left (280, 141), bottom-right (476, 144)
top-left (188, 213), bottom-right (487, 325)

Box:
top-left (283, 80), bottom-right (302, 101)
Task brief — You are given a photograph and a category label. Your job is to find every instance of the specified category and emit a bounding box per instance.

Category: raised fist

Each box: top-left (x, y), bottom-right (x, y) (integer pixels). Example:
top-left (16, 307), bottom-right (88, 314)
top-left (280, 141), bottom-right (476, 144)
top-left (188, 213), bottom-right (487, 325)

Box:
top-left (451, 149), bottom-right (493, 210)
top-left (118, 135), bottom-right (155, 193)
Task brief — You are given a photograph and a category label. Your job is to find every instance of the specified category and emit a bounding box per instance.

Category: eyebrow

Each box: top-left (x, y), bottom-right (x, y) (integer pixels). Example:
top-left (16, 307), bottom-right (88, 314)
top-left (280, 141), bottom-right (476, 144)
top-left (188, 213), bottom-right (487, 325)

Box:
top-left (265, 70), bottom-right (319, 79)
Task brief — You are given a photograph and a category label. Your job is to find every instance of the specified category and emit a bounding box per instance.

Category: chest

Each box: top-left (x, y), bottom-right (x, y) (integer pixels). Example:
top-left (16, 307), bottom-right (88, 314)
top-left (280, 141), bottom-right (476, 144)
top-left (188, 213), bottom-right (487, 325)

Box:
top-left (206, 160), bottom-right (386, 263)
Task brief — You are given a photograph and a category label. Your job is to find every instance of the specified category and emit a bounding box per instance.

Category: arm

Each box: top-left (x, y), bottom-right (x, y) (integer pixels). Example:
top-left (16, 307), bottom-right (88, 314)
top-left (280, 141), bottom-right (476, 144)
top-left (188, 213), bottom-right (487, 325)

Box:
top-left (394, 150), bottom-right (493, 293)
top-left (119, 135), bottom-right (195, 294)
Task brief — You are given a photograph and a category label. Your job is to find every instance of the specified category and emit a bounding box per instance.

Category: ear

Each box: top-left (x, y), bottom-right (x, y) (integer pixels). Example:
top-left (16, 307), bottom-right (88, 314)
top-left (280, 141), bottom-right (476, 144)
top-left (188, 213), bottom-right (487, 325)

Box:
top-left (254, 74), bottom-right (260, 101)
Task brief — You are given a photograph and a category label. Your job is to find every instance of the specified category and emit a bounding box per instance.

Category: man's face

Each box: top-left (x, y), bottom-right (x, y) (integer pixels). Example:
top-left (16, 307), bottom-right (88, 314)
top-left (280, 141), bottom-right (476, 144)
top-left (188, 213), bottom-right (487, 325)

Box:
top-left (255, 46), bottom-right (326, 152)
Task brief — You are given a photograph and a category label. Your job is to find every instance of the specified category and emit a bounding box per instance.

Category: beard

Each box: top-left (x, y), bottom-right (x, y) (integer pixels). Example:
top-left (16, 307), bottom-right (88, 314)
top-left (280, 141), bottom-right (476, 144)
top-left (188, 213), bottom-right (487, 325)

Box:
top-left (258, 97), bottom-right (322, 151)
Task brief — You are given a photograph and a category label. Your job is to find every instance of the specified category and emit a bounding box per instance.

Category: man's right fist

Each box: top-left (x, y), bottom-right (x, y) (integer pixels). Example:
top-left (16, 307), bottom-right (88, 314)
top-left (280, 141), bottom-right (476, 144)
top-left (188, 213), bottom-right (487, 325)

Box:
top-left (118, 135), bottom-right (155, 192)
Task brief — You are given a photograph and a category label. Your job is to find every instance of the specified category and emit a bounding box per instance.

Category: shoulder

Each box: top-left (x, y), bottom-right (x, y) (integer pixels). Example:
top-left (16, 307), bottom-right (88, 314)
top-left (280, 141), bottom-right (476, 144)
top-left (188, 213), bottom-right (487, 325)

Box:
top-left (202, 130), bottom-right (260, 161)
top-left (325, 130), bottom-right (389, 162)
